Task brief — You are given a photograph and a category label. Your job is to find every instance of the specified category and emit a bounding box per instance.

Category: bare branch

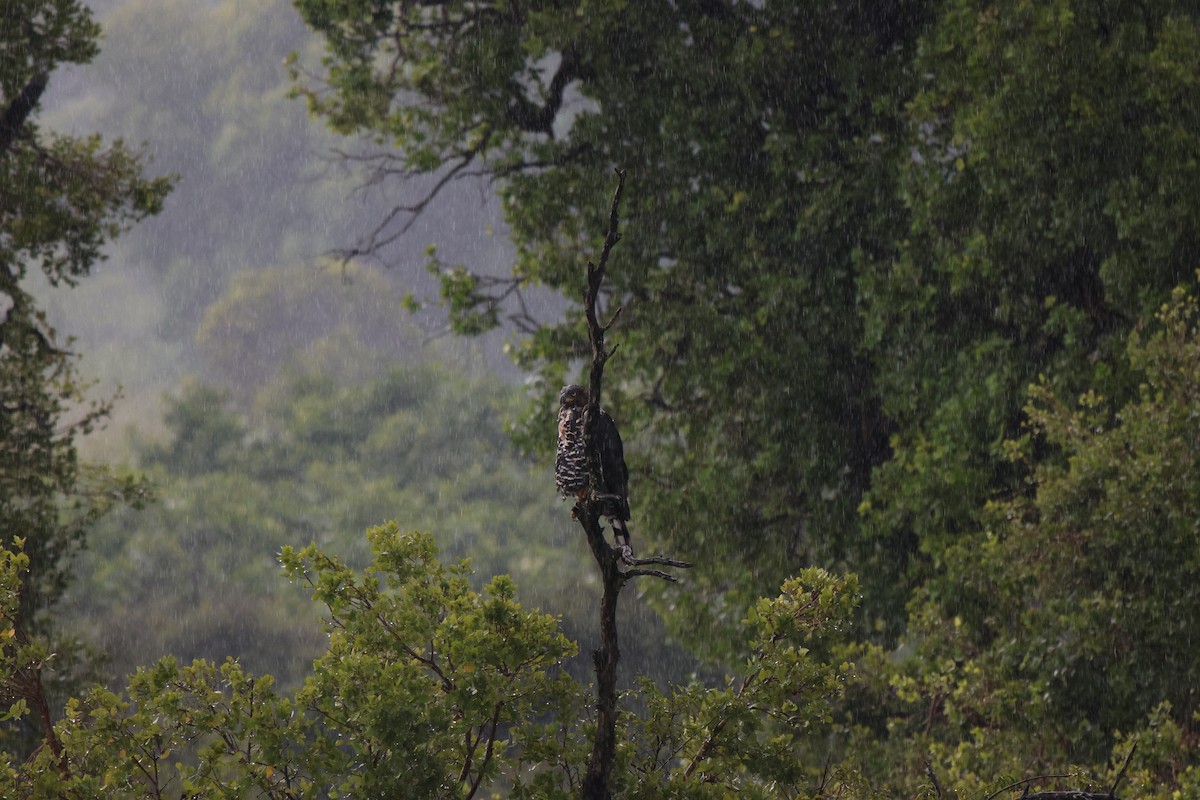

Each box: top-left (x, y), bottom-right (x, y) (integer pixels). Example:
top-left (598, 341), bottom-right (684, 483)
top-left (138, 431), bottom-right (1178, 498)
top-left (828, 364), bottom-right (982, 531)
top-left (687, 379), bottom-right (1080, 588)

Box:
top-left (601, 305), bottom-right (623, 332)
top-left (983, 776), bottom-right (1077, 800)
top-left (584, 170), bottom-right (627, 410)
top-left (622, 569), bottom-right (678, 582)
top-left (622, 554), bottom-right (693, 569)
top-left (463, 703), bottom-right (505, 800)
top-left (505, 48), bottom-right (586, 137)
top-left (578, 170), bottom-right (626, 800)
top-left (926, 761), bottom-right (945, 800)
top-left (336, 137), bottom-right (489, 264)
top-left (1108, 744), bottom-right (1136, 799)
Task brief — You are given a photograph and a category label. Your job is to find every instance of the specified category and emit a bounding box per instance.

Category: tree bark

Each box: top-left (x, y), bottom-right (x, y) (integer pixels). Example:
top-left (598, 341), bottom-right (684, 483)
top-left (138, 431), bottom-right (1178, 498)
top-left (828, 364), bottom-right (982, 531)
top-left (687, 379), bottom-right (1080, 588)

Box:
top-left (578, 170), bottom-right (626, 800)
top-left (575, 170), bottom-right (689, 799)
top-left (579, 506), bottom-right (621, 800)
top-left (0, 72), bottom-right (48, 158)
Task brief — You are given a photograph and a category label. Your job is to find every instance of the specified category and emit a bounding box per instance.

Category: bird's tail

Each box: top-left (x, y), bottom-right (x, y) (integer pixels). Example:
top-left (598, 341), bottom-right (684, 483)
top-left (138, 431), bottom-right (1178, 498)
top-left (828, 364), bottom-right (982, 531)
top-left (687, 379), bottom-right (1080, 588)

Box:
top-left (610, 518), bottom-right (632, 553)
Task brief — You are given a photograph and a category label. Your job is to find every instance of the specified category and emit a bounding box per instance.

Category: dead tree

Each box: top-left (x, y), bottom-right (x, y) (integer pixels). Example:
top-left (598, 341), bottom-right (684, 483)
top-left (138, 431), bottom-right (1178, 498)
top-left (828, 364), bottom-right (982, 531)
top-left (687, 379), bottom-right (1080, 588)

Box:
top-left (574, 170), bottom-right (691, 800)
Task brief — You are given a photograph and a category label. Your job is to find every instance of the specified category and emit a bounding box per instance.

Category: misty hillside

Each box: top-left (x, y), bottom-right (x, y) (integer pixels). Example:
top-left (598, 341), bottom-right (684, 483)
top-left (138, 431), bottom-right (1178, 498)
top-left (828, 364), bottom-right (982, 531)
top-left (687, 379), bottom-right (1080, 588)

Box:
top-left (40, 0), bottom-right (523, 449)
top-left (35, 0), bottom-right (599, 690)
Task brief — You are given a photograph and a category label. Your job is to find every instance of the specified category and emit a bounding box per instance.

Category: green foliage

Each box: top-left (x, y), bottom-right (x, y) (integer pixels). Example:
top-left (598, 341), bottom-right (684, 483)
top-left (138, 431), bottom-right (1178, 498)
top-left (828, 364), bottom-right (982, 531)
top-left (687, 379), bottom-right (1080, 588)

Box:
top-left (2, 534), bottom-right (866, 798)
top-left (10, 0), bottom-right (1200, 793)
top-left (839, 279), bottom-right (1200, 795)
top-left (8, 530), bottom-right (576, 798)
top-left (65, 362), bottom-right (532, 684)
top-left (142, 382), bottom-right (245, 477)
top-left (50, 658), bottom-right (318, 799)
top-left (1, 0), bottom-right (170, 616)
top-left (292, 0), bottom-right (930, 660)
top-left (194, 262), bottom-right (432, 399)
top-left (0, 0), bottom-right (170, 756)
top-left (291, 0), bottom-right (1200, 666)
top-left (621, 569), bottom-right (859, 799)
top-left (0, 1), bottom-right (99, 92)
top-left (285, 3), bottom-right (1200, 789)
top-left (0, 544), bottom-right (37, 724)
top-left (64, 326), bottom-right (690, 689)
top-left (281, 523), bottom-right (581, 799)
top-left (860, 0), bottom-right (1200, 623)
top-left (288, 0), bottom-right (1200, 790)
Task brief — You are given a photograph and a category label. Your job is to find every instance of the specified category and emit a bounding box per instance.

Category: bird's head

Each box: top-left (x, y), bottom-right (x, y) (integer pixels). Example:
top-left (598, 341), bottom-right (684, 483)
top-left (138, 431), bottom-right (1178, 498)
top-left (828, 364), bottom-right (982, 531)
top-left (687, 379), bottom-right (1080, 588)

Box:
top-left (559, 384), bottom-right (588, 409)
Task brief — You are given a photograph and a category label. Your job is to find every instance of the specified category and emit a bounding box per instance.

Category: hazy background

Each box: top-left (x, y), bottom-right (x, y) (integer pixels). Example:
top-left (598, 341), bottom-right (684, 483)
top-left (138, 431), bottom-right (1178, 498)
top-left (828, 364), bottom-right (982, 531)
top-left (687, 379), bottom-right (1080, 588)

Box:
top-left (35, 0), bottom-right (680, 689)
top-left (40, 0), bottom-right (523, 453)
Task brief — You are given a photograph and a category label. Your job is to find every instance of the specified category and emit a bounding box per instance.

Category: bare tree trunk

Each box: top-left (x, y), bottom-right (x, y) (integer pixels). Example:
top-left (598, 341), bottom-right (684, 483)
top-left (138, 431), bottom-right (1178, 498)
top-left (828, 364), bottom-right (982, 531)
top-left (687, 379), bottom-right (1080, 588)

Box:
top-left (0, 72), bottom-right (48, 158)
top-left (575, 171), bottom-right (689, 800)
top-left (577, 170), bottom-right (627, 800)
top-left (580, 507), bottom-right (621, 800)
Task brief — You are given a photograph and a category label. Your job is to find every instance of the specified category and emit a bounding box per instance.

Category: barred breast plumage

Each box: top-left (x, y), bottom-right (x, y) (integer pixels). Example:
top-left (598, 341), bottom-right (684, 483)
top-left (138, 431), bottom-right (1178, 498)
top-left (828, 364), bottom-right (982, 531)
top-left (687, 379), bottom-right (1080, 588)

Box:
top-left (556, 402), bottom-right (590, 496)
top-left (555, 383), bottom-right (633, 552)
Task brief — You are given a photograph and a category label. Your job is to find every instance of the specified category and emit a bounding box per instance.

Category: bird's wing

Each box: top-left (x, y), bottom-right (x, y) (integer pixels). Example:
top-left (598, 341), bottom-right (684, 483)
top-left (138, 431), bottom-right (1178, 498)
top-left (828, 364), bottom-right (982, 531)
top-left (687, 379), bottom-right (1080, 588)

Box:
top-left (595, 409), bottom-right (630, 518)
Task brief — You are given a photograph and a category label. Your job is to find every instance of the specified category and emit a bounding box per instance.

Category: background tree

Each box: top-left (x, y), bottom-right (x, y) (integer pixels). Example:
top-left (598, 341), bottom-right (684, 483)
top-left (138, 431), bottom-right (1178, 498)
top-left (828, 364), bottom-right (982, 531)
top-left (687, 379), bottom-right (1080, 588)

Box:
top-left (291, 0), bottom-right (933, 658)
top-left (288, 0), bottom-right (1200, 790)
top-left (859, 0), bottom-right (1200, 622)
top-left (59, 302), bottom-right (692, 690)
top-left (290, 0), bottom-right (1200, 656)
top-left (37, 0), bottom-right (518, 459)
top-left (838, 278), bottom-right (1200, 795)
top-left (0, 527), bottom-right (863, 799)
top-left (0, 0), bottom-right (171, 753)
top-left (3, 0), bottom-right (1199, 794)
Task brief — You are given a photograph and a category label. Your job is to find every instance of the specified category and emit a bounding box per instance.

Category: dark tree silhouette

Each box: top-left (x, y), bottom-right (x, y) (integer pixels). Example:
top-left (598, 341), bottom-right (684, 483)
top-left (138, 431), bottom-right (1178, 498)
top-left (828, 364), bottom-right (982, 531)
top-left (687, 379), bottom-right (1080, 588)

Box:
top-left (573, 170), bottom-right (691, 800)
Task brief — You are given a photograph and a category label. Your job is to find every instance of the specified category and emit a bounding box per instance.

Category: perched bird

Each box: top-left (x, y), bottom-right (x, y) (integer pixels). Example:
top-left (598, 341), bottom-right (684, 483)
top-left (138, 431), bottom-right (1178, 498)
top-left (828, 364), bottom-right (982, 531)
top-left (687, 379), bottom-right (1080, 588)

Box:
top-left (556, 384), bottom-right (632, 551)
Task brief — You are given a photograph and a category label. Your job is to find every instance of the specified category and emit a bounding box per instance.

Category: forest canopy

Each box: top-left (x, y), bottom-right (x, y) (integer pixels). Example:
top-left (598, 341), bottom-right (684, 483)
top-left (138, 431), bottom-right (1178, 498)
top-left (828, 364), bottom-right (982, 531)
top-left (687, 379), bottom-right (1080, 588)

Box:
top-left (3, 0), bottom-right (1200, 797)
top-left (286, 0), bottom-right (1200, 793)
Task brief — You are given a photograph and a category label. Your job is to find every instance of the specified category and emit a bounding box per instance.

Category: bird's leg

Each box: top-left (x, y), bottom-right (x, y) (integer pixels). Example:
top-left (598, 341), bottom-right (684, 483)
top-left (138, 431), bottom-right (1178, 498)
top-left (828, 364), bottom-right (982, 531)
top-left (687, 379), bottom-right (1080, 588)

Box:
top-left (609, 518), bottom-right (633, 562)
